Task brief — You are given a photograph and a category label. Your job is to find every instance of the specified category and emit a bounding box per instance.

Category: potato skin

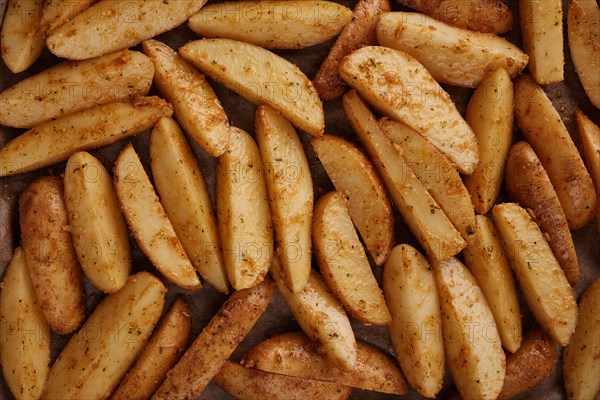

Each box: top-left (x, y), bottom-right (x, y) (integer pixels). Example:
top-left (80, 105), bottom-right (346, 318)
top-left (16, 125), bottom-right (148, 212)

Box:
top-left (19, 176), bottom-right (86, 334)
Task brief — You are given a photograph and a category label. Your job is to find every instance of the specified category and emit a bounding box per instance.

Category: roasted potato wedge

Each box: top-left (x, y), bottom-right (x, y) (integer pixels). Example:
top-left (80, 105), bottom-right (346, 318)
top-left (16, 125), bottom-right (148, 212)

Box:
top-left (41, 272), bottom-right (166, 400)
top-left (343, 90), bottom-right (466, 260)
top-left (216, 127), bottom-right (273, 290)
top-left (150, 117), bottom-right (229, 294)
top-left (46, 0), bottom-right (207, 59)
top-left (432, 256), bottom-right (505, 400)
top-left (0, 0), bottom-right (45, 73)
top-left (514, 74), bottom-right (597, 230)
top-left (114, 143), bottom-right (201, 291)
top-left (180, 38), bottom-right (324, 137)
top-left (311, 135), bottom-right (393, 265)
top-left (153, 278), bottom-right (275, 399)
top-left (492, 203), bottom-right (578, 346)
top-left (19, 176), bottom-right (86, 334)
top-left (0, 97), bottom-right (172, 177)
top-left (383, 244), bottom-right (445, 398)
top-left (40, 0), bottom-right (95, 33)
top-left (243, 331), bottom-right (407, 395)
top-left (575, 111), bottom-right (600, 234)
top-left (339, 46), bottom-right (478, 174)
top-left (313, 191), bottom-right (390, 325)
top-left (142, 39), bottom-right (230, 157)
top-left (0, 248), bottom-right (51, 400)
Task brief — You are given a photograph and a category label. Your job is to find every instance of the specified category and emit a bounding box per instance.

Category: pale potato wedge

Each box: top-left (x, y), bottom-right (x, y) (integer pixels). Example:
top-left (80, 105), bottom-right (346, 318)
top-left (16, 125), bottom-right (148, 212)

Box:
top-left (377, 12), bottom-right (527, 88)
top-left (431, 256), bottom-right (505, 400)
top-left (19, 176), bottom-right (86, 334)
top-left (216, 127), bottom-right (273, 290)
top-left (179, 38), bottom-right (324, 137)
top-left (112, 297), bottom-right (191, 400)
top-left (0, 248), bottom-right (51, 400)
top-left (153, 278), bottom-right (275, 399)
top-left (563, 278), bottom-right (600, 400)
top-left (311, 135), bottom-right (393, 265)
top-left (142, 39), bottom-right (230, 157)
top-left (150, 117), bottom-right (229, 294)
top-left (492, 203), bottom-right (578, 346)
top-left (64, 151), bottom-right (131, 293)
top-left (114, 143), bottom-right (201, 291)
top-left (505, 141), bottom-right (580, 286)
top-left (0, 97), bottom-right (172, 177)
top-left (40, 0), bottom-right (96, 33)
top-left (463, 215), bottom-right (522, 353)
top-left (514, 74), bottom-right (597, 230)
top-left (189, 1), bottom-right (353, 50)
top-left (270, 257), bottom-right (357, 372)
top-left (214, 361), bottom-right (353, 400)
top-left (394, 0), bottom-right (513, 34)
top-left (568, 0), bottom-right (600, 109)
top-left (463, 68), bottom-right (514, 214)
top-left (0, 50), bottom-right (154, 129)
top-left (0, 0), bottom-right (45, 73)
top-left (575, 111), bottom-right (600, 234)
top-left (380, 119), bottom-right (476, 241)
top-left (41, 272), bottom-right (166, 400)
top-left (343, 90), bottom-right (466, 261)
top-left (256, 105), bottom-right (312, 293)
top-left (313, 191), bottom-right (390, 325)
top-left (46, 0), bottom-right (207, 59)
top-left (243, 331), bottom-right (408, 395)
top-left (339, 46), bottom-right (479, 174)
top-left (519, 0), bottom-right (564, 84)
top-left (383, 244), bottom-right (444, 398)
top-left (312, 0), bottom-right (391, 100)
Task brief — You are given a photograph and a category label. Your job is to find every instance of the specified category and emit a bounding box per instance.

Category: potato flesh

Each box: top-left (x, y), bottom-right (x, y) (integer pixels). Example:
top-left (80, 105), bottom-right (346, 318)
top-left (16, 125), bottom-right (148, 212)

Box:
top-left (0, 0), bottom-right (45, 73)
top-left (40, 0), bottom-right (95, 33)
top-left (575, 111), bottom-right (600, 235)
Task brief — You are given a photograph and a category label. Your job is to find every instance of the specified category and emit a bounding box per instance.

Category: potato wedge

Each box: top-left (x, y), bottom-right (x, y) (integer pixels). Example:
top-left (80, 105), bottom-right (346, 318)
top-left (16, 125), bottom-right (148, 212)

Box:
top-left (150, 117), bottom-right (229, 294)
top-left (312, 0), bottom-right (391, 100)
top-left (311, 135), bottom-right (393, 265)
top-left (0, 97), bottom-right (172, 177)
top-left (383, 244), bottom-right (444, 398)
top-left (313, 191), bottom-right (390, 325)
top-left (153, 278), bottom-right (275, 399)
top-left (0, 248), bottom-right (51, 400)
top-left (431, 256), bottom-right (505, 400)
top-left (214, 361), bottom-right (353, 400)
top-left (519, 0), bottom-right (564, 84)
top-left (114, 143), bottom-right (201, 291)
top-left (568, 0), bottom-right (600, 109)
top-left (575, 111), bottom-right (600, 234)
top-left (64, 151), bottom-right (131, 293)
top-left (563, 278), bottom-right (600, 400)
top-left (514, 74), bottom-right (597, 230)
top-left (271, 257), bottom-right (357, 371)
top-left (142, 39), bottom-right (230, 157)
top-left (380, 119), bottom-right (476, 241)
top-left (504, 141), bottom-right (580, 286)
top-left (40, 0), bottom-right (95, 33)
top-left (19, 176), bottom-right (86, 334)
top-left (41, 272), bottom-right (166, 400)
top-left (179, 38), bottom-right (324, 137)
top-left (394, 0), bottom-right (513, 34)
top-left (463, 215), bottom-right (522, 353)
top-left (463, 68), bottom-right (514, 214)
top-left (0, 50), bottom-right (154, 129)
top-left (377, 12), bottom-right (527, 88)
top-left (216, 127), bottom-right (273, 290)
top-left (343, 90), bottom-right (466, 260)
top-left (256, 106), bottom-right (312, 293)
top-left (243, 331), bottom-right (407, 395)
top-left (189, 1), bottom-right (353, 50)
top-left (339, 46), bottom-right (478, 174)
top-left (0, 0), bottom-right (45, 73)
top-left (46, 0), bottom-right (207, 59)
top-left (492, 203), bottom-right (578, 346)
top-left (112, 297), bottom-right (191, 400)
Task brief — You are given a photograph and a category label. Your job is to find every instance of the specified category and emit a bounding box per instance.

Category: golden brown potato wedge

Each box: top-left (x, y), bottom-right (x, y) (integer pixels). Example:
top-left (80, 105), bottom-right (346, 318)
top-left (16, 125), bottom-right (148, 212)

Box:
top-left (243, 331), bottom-right (407, 395)
top-left (153, 278), bottom-right (275, 400)
top-left (19, 176), bottom-right (86, 334)
top-left (40, 0), bottom-right (95, 33)
top-left (1, 0), bottom-right (45, 73)
top-left (575, 111), bottom-right (600, 234)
